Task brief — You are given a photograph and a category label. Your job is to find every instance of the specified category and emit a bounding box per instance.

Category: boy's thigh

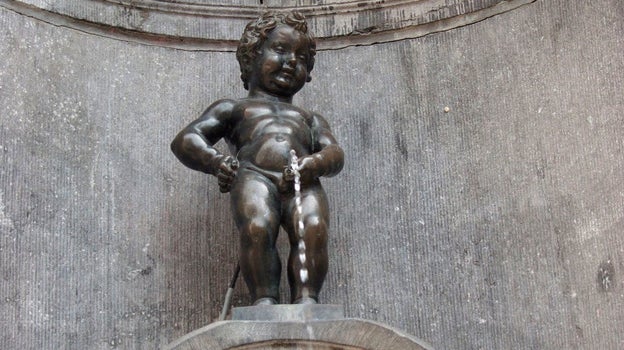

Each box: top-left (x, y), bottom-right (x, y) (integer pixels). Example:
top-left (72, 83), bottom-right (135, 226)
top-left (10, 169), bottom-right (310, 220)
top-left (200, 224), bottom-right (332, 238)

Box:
top-left (299, 184), bottom-right (329, 218)
top-left (230, 169), bottom-right (280, 227)
top-left (282, 183), bottom-right (330, 234)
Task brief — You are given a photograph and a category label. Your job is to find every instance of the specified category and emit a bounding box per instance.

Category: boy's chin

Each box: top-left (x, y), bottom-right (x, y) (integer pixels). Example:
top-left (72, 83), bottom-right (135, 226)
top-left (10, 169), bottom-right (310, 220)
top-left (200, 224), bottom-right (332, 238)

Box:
top-left (268, 87), bottom-right (301, 98)
top-left (279, 83), bottom-right (305, 94)
top-left (274, 81), bottom-right (302, 91)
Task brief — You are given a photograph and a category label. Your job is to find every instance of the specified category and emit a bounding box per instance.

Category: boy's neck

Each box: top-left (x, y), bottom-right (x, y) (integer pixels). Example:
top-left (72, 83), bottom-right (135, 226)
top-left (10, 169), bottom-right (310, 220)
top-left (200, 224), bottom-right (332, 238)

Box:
top-left (248, 88), bottom-right (294, 104)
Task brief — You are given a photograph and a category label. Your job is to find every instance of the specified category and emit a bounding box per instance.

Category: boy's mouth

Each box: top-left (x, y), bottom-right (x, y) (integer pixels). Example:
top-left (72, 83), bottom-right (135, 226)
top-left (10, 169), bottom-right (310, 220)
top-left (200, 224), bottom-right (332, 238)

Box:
top-left (275, 72), bottom-right (294, 85)
top-left (280, 67), bottom-right (295, 77)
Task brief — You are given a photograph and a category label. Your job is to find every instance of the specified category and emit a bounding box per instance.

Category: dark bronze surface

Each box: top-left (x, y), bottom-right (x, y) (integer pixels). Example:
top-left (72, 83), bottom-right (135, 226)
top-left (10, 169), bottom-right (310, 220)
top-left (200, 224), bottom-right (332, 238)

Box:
top-left (171, 11), bottom-right (344, 305)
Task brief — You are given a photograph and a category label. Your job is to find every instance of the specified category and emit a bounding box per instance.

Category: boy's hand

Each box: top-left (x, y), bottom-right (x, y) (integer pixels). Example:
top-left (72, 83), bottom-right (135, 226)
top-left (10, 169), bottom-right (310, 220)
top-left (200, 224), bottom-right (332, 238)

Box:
top-left (217, 156), bottom-right (238, 193)
top-left (296, 156), bottom-right (319, 184)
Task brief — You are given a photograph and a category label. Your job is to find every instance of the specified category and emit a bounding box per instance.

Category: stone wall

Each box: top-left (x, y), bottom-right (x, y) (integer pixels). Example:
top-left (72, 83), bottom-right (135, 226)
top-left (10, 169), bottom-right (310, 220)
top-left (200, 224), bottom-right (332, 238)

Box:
top-left (1, 0), bottom-right (623, 348)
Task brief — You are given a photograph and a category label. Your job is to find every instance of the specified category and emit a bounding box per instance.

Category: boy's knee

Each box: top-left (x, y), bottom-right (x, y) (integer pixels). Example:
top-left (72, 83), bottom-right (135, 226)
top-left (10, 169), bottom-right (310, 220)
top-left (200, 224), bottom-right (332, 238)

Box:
top-left (304, 215), bottom-right (327, 231)
top-left (241, 217), bottom-right (277, 247)
top-left (303, 215), bottom-right (328, 246)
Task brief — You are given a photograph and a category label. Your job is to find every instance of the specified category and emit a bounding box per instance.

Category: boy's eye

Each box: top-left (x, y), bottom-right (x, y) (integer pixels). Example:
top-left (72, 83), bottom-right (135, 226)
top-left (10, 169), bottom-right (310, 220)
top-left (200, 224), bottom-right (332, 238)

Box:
top-left (273, 45), bottom-right (286, 53)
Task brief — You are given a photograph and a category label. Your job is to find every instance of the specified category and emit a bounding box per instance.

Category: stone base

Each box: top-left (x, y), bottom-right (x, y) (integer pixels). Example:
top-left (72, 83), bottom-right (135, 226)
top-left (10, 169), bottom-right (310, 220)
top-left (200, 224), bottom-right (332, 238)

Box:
top-left (165, 305), bottom-right (433, 350)
top-left (232, 304), bottom-right (345, 322)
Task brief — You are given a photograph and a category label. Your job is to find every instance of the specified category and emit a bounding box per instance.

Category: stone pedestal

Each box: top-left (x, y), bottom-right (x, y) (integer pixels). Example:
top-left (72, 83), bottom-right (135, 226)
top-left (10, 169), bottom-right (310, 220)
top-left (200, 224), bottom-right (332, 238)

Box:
top-left (165, 305), bottom-right (433, 350)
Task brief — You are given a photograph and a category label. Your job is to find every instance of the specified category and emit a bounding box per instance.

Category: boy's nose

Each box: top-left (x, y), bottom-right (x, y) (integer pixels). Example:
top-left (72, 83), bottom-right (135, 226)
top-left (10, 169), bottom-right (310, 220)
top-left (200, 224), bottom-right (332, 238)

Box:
top-left (284, 53), bottom-right (297, 66)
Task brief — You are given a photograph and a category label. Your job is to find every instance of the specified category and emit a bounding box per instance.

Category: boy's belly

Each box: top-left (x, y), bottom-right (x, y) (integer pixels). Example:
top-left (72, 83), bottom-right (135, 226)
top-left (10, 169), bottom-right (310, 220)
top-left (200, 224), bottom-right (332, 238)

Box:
top-left (240, 133), bottom-right (309, 172)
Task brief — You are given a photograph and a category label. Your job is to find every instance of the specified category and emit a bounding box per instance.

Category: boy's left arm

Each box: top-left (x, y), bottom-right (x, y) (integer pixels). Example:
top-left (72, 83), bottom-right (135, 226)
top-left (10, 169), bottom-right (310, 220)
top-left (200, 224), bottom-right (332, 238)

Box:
top-left (299, 113), bottom-right (344, 180)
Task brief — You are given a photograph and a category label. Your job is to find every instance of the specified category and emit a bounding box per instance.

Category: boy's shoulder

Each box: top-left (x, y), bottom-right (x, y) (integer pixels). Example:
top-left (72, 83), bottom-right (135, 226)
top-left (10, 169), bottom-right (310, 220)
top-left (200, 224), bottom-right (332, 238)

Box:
top-left (208, 98), bottom-right (238, 108)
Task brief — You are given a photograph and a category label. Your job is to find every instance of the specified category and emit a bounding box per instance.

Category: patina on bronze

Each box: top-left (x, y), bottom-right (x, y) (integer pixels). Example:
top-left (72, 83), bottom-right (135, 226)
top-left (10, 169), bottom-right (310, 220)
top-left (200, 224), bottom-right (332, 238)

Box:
top-left (171, 11), bottom-right (344, 306)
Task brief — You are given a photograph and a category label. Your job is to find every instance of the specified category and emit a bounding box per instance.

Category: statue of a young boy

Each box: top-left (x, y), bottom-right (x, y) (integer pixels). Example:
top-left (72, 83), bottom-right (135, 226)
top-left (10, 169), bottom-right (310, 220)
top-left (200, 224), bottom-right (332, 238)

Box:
top-left (171, 11), bottom-right (344, 305)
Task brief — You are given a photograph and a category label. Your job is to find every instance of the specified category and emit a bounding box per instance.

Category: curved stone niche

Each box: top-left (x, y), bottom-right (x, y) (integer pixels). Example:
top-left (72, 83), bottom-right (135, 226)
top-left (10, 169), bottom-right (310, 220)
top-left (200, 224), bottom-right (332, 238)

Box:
top-left (0, 0), bottom-right (535, 50)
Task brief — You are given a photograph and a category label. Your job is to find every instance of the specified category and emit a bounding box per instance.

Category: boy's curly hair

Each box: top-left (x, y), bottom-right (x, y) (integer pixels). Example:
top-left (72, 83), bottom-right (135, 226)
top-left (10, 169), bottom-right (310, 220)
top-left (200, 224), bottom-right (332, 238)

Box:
top-left (236, 11), bottom-right (316, 90)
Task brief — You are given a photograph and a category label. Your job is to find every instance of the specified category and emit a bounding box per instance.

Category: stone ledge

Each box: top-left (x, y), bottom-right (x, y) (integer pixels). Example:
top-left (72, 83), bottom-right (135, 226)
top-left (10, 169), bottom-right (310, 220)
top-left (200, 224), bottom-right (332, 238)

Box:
top-left (165, 305), bottom-right (433, 350)
top-left (232, 304), bottom-right (345, 322)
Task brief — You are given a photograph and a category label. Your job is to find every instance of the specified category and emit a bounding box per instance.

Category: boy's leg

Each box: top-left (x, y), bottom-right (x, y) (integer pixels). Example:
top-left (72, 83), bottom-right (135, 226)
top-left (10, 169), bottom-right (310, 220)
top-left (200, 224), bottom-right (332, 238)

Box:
top-left (230, 169), bottom-right (281, 304)
top-left (282, 182), bottom-right (329, 303)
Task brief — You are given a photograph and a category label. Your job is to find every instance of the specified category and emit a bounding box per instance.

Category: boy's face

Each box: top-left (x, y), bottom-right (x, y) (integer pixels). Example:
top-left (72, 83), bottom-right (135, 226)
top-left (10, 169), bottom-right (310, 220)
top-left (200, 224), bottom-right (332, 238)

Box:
top-left (250, 25), bottom-right (311, 97)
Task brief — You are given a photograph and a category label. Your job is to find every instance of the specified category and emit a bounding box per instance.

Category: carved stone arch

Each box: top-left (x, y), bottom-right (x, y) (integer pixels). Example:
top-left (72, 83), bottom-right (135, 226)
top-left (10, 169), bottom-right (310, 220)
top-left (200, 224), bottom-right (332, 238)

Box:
top-left (0, 0), bottom-right (535, 50)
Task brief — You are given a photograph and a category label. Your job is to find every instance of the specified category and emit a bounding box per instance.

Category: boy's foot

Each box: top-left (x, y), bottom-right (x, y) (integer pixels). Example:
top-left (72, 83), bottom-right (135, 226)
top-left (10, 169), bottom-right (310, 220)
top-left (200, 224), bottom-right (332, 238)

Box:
top-left (253, 297), bottom-right (278, 306)
top-left (293, 296), bottom-right (317, 305)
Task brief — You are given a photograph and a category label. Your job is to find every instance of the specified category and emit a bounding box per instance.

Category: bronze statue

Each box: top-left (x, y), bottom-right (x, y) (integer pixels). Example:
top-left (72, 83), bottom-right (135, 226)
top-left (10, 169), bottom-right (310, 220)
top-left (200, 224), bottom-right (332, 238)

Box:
top-left (171, 11), bottom-right (344, 306)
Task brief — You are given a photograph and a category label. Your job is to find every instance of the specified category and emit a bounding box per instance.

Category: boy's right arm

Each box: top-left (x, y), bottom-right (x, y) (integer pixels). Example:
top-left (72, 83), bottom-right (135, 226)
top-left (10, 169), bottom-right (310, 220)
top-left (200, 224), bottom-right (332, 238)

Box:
top-left (170, 99), bottom-right (236, 177)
